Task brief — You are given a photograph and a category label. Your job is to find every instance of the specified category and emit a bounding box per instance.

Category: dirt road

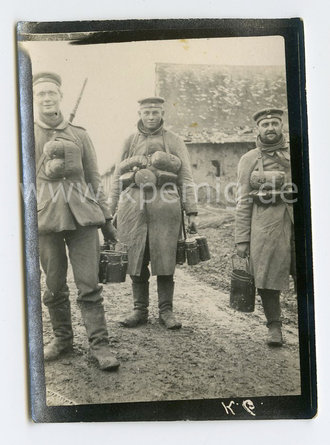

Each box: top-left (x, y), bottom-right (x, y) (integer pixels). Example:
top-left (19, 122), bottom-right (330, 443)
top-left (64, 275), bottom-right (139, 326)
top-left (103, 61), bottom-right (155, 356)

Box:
top-left (42, 206), bottom-right (300, 406)
top-left (43, 265), bottom-right (300, 406)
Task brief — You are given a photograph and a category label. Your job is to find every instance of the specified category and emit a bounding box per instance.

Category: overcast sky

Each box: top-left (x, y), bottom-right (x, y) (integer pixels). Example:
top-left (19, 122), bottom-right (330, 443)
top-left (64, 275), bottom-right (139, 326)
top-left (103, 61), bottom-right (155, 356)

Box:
top-left (21, 36), bottom-right (285, 173)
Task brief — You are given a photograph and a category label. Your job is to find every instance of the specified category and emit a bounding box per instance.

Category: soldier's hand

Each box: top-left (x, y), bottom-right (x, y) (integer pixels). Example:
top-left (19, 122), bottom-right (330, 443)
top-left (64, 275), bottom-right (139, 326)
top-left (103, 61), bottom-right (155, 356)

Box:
top-left (101, 219), bottom-right (118, 243)
top-left (187, 214), bottom-right (197, 234)
top-left (236, 242), bottom-right (250, 258)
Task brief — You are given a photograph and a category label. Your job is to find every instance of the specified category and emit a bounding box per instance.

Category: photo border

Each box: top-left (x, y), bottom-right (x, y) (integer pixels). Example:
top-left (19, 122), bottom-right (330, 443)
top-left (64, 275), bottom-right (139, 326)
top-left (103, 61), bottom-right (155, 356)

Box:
top-left (17, 18), bottom-right (317, 422)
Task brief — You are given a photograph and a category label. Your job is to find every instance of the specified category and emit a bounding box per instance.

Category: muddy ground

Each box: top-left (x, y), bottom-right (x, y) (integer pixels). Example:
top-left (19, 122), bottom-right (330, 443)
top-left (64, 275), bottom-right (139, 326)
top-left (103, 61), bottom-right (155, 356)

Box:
top-left (42, 205), bottom-right (300, 406)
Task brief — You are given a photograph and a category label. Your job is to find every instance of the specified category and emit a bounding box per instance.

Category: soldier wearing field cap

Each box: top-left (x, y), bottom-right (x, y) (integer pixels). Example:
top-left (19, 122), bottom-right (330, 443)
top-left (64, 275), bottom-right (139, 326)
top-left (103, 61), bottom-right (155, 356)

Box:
top-left (109, 96), bottom-right (198, 329)
top-left (33, 72), bottom-right (119, 370)
top-left (235, 108), bottom-right (295, 346)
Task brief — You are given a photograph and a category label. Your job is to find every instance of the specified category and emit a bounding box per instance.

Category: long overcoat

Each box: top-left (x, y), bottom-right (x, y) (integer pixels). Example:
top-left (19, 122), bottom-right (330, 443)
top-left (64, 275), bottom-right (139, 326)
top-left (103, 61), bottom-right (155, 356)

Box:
top-left (109, 124), bottom-right (197, 276)
top-left (235, 145), bottom-right (294, 290)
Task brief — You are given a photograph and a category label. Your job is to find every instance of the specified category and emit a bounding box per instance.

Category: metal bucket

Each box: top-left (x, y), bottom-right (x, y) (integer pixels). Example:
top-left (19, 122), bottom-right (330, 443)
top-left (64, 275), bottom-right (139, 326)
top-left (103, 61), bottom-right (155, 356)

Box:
top-left (176, 239), bottom-right (186, 265)
top-left (185, 239), bottom-right (200, 266)
top-left (195, 235), bottom-right (211, 261)
top-left (100, 241), bottom-right (110, 251)
top-left (99, 253), bottom-right (109, 284)
top-left (230, 255), bottom-right (255, 312)
top-left (99, 243), bottom-right (128, 284)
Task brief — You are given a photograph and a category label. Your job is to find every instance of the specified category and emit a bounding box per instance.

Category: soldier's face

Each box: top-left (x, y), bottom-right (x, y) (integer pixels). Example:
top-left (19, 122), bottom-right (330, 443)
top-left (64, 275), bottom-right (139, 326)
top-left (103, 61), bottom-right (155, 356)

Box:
top-left (257, 118), bottom-right (283, 144)
top-left (34, 82), bottom-right (62, 117)
top-left (139, 107), bottom-right (164, 130)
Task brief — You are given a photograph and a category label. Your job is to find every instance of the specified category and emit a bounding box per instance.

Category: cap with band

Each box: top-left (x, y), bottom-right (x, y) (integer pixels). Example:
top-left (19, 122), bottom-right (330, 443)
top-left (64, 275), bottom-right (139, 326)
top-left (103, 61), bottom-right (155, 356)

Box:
top-left (138, 96), bottom-right (165, 109)
top-left (33, 72), bottom-right (62, 88)
top-left (253, 108), bottom-right (284, 124)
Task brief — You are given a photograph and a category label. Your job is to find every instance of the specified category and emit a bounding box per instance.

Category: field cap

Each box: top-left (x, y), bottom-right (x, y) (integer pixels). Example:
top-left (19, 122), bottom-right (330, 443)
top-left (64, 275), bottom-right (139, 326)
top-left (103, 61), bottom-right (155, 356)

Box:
top-left (253, 108), bottom-right (283, 124)
top-left (33, 72), bottom-right (62, 88)
top-left (138, 96), bottom-right (165, 109)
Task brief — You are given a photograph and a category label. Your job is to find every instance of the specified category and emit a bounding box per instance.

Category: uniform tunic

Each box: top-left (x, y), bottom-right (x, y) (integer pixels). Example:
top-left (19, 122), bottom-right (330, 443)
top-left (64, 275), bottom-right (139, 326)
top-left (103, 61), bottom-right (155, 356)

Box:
top-left (235, 141), bottom-right (293, 290)
top-left (109, 122), bottom-right (197, 276)
top-left (34, 117), bottom-right (111, 304)
top-left (35, 118), bottom-right (111, 233)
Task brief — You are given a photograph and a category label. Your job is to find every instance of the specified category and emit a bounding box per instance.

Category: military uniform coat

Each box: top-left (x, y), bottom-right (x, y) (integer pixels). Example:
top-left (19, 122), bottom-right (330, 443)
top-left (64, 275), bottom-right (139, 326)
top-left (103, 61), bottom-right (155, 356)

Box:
top-left (109, 122), bottom-right (197, 276)
top-left (235, 142), bottom-right (293, 290)
top-left (35, 118), bottom-right (111, 233)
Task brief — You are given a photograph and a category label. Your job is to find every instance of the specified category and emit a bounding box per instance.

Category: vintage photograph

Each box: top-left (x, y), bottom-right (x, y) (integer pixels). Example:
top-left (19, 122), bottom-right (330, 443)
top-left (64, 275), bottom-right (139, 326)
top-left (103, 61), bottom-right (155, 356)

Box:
top-left (17, 20), bottom-right (315, 420)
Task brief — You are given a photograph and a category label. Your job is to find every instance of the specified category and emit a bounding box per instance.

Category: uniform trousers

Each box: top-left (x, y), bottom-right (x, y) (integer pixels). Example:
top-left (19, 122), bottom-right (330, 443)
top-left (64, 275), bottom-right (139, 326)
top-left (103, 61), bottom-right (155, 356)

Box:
top-left (130, 236), bottom-right (174, 286)
top-left (39, 225), bottom-right (102, 307)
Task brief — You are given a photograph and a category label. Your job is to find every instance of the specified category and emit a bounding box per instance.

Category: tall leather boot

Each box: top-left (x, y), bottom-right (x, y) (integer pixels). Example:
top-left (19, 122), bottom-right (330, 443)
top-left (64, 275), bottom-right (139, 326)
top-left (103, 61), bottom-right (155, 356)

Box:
top-left (44, 300), bottom-right (73, 361)
top-left (259, 289), bottom-right (283, 347)
top-left (79, 301), bottom-right (120, 371)
top-left (119, 282), bottom-right (149, 327)
top-left (158, 277), bottom-right (182, 330)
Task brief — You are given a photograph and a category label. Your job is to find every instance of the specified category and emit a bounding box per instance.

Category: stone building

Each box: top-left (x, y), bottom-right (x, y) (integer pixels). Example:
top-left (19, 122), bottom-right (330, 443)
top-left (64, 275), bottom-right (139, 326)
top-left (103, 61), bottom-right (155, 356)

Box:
top-left (186, 140), bottom-right (255, 206)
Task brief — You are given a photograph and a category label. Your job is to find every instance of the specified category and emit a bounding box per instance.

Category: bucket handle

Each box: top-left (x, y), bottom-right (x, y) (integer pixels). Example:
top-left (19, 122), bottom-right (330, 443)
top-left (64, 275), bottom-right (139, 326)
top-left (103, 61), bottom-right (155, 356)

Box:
top-left (231, 253), bottom-right (250, 272)
top-left (104, 239), bottom-right (128, 253)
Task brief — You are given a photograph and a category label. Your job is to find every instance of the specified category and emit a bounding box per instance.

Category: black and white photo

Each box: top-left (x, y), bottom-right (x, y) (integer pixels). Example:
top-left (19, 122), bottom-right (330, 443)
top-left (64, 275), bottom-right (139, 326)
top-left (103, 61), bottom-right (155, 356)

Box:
top-left (17, 19), bottom-right (316, 421)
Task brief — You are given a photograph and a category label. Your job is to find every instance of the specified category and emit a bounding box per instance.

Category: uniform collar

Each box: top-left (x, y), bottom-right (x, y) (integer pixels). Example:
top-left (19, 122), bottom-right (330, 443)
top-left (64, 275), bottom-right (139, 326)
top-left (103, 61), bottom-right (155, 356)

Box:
top-left (137, 119), bottom-right (164, 136)
top-left (256, 134), bottom-right (288, 154)
top-left (35, 112), bottom-right (68, 130)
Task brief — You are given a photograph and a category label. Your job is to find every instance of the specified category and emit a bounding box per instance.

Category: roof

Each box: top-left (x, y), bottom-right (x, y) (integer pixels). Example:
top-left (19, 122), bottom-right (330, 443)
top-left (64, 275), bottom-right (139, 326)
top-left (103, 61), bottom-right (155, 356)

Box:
top-left (155, 63), bottom-right (288, 143)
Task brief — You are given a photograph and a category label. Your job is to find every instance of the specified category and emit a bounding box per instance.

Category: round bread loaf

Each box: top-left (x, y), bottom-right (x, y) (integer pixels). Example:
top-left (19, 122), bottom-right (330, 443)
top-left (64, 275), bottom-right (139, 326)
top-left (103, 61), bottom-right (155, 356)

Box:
top-left (250, 170), bottom-right (285, 190)
top-left (134, 168), bottom-right (157, 187)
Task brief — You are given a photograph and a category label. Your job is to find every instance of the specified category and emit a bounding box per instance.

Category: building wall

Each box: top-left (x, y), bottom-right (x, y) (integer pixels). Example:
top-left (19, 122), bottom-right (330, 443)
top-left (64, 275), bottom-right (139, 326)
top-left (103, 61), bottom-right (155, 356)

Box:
top-left (187, 141), bottom-right (254, 206)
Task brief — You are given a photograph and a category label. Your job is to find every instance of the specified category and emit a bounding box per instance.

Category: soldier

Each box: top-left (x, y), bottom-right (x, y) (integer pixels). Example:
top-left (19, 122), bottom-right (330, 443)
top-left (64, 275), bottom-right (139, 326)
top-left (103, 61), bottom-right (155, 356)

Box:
top-left (235, 108), bottom-right (295, 347)
top-left (33, 72), bottom-right (119, 370)
top-left (109, 97), bottom-right (198, 329)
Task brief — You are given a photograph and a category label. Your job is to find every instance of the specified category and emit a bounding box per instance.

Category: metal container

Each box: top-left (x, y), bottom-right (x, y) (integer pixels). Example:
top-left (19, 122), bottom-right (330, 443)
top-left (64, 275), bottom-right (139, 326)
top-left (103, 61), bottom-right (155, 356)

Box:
top-left (185, 239), bottom-right (200, 266)
top-left (100, 241), bottom-right (110, 251)
top-left (176, 239), bottom-right (186, 265)
top-left (99, 253), bottom-right (109, 284)
top-left (98, 244), bottom-right (128, 283)
top-left (195, 235), bottom-right (211, 261)
top-left (230, 255), bottom-right (255, 312)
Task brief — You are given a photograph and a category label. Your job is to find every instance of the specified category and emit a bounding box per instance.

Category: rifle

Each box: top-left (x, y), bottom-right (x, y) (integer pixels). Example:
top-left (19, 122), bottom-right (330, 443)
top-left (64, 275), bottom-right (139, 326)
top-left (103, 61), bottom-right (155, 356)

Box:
top-left (69, 78), bottom-right (88, 123)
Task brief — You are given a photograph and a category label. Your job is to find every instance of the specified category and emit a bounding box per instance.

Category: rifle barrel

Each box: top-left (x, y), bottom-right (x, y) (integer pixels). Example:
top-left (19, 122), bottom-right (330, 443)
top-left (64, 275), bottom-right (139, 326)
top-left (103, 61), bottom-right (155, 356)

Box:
top-left (69, 78), bottom-right (88, 123)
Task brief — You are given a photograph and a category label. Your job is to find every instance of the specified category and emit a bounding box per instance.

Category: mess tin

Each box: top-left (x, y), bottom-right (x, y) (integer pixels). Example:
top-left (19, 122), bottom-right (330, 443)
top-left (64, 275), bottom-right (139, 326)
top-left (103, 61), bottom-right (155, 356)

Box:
top-left (195, 235), bottom-right (211, 261)
top-left (176, 239), bottom-right (186, 265)
top-left (185, 239), bottom-right (200, 266)
top-left (99, 242), bottom-right (128, 284)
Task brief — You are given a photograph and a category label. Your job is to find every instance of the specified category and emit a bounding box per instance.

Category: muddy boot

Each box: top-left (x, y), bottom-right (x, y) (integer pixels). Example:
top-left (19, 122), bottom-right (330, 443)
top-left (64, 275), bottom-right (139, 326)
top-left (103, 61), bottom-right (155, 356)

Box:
top-left (267, 321), bottom-right (283, 347)
top-left (79, 301), bottom-right (120, 371)
top-left (44, 301), bottom-right (73, 361)
top-left (119, 282), bottom-right (149, 327)
top-left (259, 289), bottom-right (283, 347)
top-left (158, 277), bottom-right (182, 330)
